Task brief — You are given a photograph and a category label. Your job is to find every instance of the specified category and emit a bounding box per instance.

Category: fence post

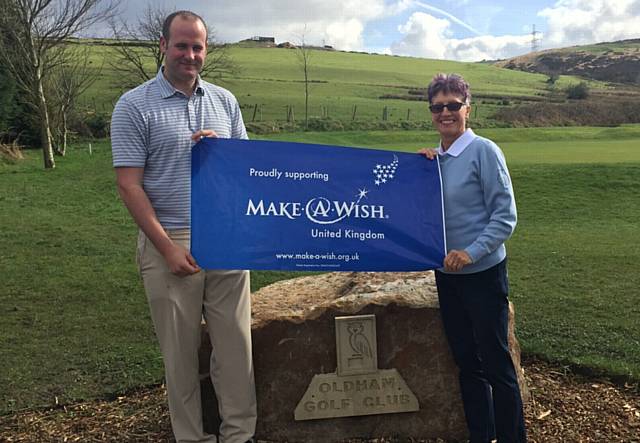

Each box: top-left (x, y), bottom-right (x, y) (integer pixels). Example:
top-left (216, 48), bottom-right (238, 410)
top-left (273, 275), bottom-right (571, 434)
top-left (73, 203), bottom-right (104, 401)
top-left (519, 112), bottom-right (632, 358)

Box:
top-left (407, 108), bottom-right (411, 120)
top-left (252, 104), bottom-right (258, 122)
top-left (352, 105), bottom-right (357, 121)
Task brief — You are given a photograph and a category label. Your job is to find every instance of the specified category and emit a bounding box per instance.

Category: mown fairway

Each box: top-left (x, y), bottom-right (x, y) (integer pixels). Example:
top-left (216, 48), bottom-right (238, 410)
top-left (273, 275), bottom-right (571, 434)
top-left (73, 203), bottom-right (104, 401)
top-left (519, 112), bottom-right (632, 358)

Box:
top-left (260, 125), bottom-right (640, 162)
top-left (1, 126), bottom-right (639, 414)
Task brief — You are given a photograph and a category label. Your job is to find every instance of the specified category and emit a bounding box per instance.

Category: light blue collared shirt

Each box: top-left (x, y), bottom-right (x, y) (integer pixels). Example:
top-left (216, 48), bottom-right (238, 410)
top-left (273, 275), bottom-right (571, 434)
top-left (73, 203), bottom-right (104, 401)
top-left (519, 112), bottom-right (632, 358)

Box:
top-left (437, 129), bottom-right (517, 274)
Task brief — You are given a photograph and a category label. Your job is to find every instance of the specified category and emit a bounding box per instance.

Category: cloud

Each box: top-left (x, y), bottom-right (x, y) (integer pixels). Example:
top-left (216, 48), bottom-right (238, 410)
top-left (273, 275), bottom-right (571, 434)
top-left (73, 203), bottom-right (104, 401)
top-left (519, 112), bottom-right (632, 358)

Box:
top-left (325, 19), bottom-right (365, 50)
top-left (390, 12), bottom-right (531, 61)
top-left (113, 0), bottom-right (640, 61)
top-left (388, 0), bottom-right (640, 61)
top-left (391, 13), bottom-right (451, 59)
top-left (412, 1), bottom-right (481, 35)
top-left (200, 0), bottom-right (403, 50)
top-left (539, 0), bottom-right (640, 46)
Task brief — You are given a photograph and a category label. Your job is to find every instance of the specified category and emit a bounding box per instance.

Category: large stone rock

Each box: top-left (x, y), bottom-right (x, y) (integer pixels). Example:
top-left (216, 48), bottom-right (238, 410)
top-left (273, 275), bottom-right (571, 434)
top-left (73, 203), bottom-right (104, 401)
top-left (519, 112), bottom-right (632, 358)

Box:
top-left (200, 271), bottom-right (528, 442)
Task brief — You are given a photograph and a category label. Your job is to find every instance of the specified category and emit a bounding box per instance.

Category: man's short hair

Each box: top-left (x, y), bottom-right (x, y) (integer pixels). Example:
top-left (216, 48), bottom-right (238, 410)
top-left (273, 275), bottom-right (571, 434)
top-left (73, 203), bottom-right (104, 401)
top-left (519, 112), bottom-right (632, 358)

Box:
top-left (162, 10), bottom-right (208, 42)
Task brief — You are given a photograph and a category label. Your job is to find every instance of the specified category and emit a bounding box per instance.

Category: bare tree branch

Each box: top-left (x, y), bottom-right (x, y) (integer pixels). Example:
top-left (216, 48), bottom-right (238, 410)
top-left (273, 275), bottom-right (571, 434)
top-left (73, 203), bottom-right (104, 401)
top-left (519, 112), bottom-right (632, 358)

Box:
top-left (109, 4), bottom-right (240, 88)
top-left (48, 44), bottom-right (101, 155)
top-left (295, 26), bottom-right (313, 130)
top-left (0, 0), bottom-right (118, 168)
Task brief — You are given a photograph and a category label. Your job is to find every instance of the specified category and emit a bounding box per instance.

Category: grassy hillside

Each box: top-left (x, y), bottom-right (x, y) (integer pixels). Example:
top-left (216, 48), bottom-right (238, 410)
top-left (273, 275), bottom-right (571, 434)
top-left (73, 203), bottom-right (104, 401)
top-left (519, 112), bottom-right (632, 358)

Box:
top-left (566, 38), bottom-right (640, 55)
top-left (80, 42), bottom-right (605, 127)
top-left (496, 38), bottom-right (640, 85)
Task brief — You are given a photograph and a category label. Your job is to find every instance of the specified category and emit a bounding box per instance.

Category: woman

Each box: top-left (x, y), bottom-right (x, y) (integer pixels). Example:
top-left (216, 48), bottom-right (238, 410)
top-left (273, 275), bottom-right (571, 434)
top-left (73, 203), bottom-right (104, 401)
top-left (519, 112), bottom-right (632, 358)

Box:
top-left (421, 73), bottom-right (527, 443)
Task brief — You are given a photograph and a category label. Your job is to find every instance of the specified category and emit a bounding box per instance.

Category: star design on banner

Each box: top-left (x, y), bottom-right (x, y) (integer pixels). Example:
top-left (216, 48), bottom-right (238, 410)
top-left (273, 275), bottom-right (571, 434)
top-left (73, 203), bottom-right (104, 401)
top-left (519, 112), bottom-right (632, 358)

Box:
top-left (372, 155), bottom-right (399, 186)
top-left (355, 188), bottom-right (370, 203)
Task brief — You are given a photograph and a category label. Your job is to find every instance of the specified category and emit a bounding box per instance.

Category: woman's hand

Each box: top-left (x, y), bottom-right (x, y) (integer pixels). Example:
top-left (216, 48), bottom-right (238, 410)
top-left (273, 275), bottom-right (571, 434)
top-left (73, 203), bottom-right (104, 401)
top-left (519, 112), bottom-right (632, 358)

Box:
top-left (418, 148), bottom-right (438, 160)
top-left (444, 250), bottom-right (472, 272)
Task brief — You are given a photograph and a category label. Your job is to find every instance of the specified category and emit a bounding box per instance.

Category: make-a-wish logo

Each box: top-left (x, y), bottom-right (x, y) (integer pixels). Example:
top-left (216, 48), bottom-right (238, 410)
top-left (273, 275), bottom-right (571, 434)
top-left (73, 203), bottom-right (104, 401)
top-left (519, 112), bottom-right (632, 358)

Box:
top-left (245, 154), bottom-right (399, 225)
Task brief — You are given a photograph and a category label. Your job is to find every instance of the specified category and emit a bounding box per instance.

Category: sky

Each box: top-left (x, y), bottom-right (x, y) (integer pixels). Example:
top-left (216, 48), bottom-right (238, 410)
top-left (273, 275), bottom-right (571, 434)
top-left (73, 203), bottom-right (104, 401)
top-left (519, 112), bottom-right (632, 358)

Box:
top-left (114, 0), bottom-right (640, 61)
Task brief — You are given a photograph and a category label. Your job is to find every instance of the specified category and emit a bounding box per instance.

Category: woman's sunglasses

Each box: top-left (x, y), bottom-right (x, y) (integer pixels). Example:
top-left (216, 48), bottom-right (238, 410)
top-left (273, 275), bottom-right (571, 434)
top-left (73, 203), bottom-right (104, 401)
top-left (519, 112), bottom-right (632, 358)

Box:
top-left (429, 102), bottom-right (466, 113)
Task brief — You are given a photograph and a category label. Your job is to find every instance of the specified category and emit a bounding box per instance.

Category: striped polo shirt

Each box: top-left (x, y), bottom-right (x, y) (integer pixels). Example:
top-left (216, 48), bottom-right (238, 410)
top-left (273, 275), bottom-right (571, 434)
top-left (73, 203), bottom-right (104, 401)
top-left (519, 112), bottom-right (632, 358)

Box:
top-left (111, 69), bottom-right (248, 229)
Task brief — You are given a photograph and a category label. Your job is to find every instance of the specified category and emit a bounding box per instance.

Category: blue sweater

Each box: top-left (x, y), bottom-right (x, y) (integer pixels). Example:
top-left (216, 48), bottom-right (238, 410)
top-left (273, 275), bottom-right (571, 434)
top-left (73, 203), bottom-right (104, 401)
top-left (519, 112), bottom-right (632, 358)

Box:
top-left (437, 129), bottom-right (517, 274)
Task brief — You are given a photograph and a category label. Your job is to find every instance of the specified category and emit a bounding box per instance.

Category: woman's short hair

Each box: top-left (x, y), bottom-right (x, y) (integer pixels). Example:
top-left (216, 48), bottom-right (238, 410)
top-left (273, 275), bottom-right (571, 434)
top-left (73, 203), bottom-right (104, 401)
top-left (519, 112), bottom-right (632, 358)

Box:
top-left (427, 73), bottom-right (471, 104)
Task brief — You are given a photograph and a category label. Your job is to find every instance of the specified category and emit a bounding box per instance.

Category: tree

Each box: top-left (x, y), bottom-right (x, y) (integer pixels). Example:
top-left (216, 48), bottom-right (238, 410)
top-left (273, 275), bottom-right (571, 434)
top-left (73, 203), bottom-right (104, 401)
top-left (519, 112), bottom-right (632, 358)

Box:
top-left (0, 0), bottom-right (117, 169)
top-left (295, 29), bottom-right (313, 130)
top-left (0, 2), bottom-right (32, 142)
top-left (109, 4), bottom-right (238, 88)
top-left (0, 64), bottom-right (19, 136)
top-left (48, 45), bottom-right (101, 155)
top-left (0, 64), bottom-right (37, 146)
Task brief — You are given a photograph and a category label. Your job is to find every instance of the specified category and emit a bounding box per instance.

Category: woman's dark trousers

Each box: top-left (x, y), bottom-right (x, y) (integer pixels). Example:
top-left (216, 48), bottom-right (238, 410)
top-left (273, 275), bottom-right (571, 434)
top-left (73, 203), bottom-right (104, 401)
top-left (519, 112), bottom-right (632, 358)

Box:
top-left (435, 259), bottom-right (527, 443)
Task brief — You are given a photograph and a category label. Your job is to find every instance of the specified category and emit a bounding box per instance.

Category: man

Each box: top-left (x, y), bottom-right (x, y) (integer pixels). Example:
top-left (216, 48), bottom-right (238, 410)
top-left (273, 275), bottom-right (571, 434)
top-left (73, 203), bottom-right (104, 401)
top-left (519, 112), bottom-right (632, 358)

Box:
top-left (111, 10), bottom-right (256, 443)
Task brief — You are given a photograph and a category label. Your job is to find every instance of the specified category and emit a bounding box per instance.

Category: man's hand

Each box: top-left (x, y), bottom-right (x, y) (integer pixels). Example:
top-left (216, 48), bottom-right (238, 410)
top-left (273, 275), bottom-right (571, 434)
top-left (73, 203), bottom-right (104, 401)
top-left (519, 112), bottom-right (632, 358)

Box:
top-left (191, 129), bottom-right (218, 142)
top-left (163, 243), bottom-right (201, 277)
top-left (443, 249), bottom-right (472, 272)
top-left (418, 148), bottom-right (438, 160)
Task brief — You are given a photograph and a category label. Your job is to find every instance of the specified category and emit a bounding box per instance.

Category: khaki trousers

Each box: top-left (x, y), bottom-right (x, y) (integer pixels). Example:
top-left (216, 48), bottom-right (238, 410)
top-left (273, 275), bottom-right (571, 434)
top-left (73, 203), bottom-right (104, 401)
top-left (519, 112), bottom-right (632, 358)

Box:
top-left (137, 229), bottom-right (256, 443)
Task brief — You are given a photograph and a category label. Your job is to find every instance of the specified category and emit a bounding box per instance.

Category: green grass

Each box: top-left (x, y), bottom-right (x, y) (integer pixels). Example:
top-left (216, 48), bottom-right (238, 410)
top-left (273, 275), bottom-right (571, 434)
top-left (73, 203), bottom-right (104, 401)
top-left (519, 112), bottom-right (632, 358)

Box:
top-left (78, 42), bottom-right (607, 125)
top-left (507, 163), bottom-right (640, 380)
top-left (258, 124), bottom-right (640, 164)
top-left (0, 145), bottom-right (313, 413)
top-left (1, 125), bottom-right (639, 414)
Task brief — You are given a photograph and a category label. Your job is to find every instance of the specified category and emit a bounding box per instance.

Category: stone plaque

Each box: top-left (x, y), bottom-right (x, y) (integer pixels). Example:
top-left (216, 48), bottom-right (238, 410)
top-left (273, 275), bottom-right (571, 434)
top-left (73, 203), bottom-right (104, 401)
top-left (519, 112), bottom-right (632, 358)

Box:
top-left (295, 314), bottom-right (419, 420)
top-left (335, 315), bottom-right (377, 376)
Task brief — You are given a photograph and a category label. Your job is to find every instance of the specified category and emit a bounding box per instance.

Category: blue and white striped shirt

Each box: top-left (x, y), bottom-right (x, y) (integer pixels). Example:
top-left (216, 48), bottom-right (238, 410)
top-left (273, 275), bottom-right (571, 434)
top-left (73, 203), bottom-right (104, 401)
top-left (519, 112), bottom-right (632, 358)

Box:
top-left (111, 70), bottom-right (247, 229)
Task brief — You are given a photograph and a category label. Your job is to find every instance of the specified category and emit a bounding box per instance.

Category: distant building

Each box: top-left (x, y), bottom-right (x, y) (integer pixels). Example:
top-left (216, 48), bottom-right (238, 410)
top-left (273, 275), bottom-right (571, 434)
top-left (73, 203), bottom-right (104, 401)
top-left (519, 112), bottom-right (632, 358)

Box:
top-left (251, 36), bottom-right (275, 43)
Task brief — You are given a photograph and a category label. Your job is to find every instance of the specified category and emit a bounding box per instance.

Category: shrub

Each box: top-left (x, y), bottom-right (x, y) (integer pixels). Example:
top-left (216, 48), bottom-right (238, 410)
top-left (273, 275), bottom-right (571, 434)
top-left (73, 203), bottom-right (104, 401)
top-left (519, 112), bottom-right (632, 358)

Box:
top-left (546, 73), bottom-right (560, 86)
top-left (493, 100), bottom-right (640, 127)
top-left (84, 112), bottom-right (111, 138)
top-left (245, 121), bottom-right (295, 134)
top-left (304, 117), bottom-right (344, 132)
top-left (566, 82), bottom-right (590, 100)
top-left (0, 141), bottom-right (24, 164)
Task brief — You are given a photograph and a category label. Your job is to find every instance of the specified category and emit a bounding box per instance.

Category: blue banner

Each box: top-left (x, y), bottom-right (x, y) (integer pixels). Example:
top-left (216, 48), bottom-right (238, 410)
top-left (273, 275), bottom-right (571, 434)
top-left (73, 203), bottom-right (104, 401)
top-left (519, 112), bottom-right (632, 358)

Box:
top-left (191, 138), bottom-right (445, 271)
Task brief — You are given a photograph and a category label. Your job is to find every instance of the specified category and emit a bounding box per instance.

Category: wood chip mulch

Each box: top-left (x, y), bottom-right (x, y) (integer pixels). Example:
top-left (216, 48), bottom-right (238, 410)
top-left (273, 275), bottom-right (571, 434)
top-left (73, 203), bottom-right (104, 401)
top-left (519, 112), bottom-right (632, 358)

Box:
top-left (1, 358), bottom-right (639, 442)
